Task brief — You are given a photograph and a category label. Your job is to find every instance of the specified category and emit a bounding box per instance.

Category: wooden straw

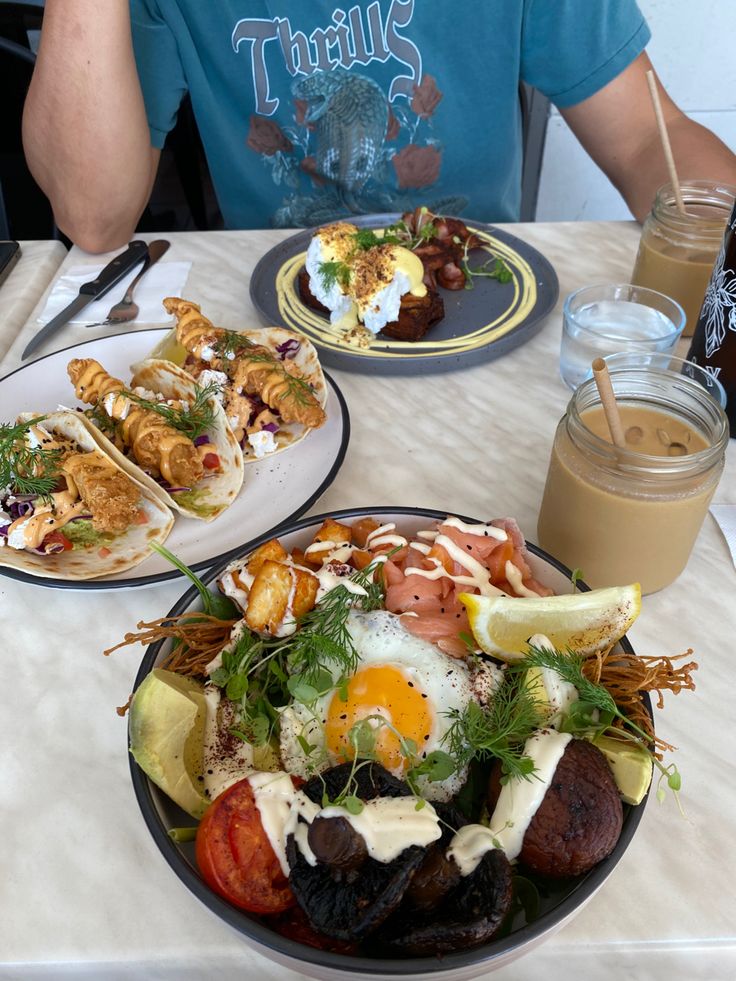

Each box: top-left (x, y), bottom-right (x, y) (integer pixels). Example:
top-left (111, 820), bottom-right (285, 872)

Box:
top-left (646, 69), bottom-right (686, 215)
top-left (592, 358), bottom-right (626, 448)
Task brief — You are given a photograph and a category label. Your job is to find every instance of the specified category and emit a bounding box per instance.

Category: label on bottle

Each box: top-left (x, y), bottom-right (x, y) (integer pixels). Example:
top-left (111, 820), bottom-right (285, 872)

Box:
top-left (687, 199), bottom-right (736, 432)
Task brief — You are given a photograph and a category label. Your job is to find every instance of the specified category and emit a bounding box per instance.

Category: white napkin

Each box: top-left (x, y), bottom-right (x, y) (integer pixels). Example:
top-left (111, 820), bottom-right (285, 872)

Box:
top-left (710, 504), bottom-right (736, 570)
top-left (37, 261), bottom-right (191, 326)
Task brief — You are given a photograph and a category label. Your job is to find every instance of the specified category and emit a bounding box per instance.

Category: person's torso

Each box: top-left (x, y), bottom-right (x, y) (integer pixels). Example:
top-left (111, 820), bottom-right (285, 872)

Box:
top-left (154, 0), bottom-right (525, 227)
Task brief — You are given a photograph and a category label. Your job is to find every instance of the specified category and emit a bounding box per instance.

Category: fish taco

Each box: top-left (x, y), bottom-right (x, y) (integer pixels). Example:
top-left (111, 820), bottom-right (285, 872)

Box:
top-left (0, 410), bottom-right (174, 580)
top-left (151, 297), bottom-right (327, 462)
top-left (66, 357), bottom-right (244, 522)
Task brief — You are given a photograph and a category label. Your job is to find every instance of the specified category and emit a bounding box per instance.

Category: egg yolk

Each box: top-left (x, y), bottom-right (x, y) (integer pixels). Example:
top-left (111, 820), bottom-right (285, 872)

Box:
top-left (324, 665), bottom-right (434, 774)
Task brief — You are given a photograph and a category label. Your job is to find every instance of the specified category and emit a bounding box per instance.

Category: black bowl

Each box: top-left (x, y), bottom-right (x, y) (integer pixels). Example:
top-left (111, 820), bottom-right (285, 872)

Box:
top-left (129, 506), bottom-right (650, 980)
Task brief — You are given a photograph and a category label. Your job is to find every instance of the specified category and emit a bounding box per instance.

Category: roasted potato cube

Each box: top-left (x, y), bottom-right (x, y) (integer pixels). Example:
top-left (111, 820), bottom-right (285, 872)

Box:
top-left (290, 546), bottom-right (309, 568)
top-left (351, 517), bottom-right (381, 547)
top-left (246, 538), bottom-right (289, 576)
top-left (313, 518), bottom-right (353, 545)
top-left (300, 518), bottom-right (353, 568)
top-left (246, 560), bottom-right (318, 634)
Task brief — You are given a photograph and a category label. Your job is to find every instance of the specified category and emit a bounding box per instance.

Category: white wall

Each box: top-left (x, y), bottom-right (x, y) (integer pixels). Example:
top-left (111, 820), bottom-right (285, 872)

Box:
top-left (535, 0), bottom-right (736, 221)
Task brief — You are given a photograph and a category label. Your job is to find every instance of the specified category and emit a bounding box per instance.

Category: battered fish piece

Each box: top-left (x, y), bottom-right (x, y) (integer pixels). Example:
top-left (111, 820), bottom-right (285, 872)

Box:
top-left (62, 449), bottom-right (141, 535)
top-left (162, 297), bottom-right (326, 430)
top-left (67, 358), bottom-right (204, 488)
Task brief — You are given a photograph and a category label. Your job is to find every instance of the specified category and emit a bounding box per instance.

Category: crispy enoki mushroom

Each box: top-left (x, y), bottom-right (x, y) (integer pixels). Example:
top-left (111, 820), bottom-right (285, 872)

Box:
top-left (163, 297), bottom-right (326, 430)
top-left (582, 646), bottom-right (698, 753)
top-left (67, 358), bottom-right (203, 488)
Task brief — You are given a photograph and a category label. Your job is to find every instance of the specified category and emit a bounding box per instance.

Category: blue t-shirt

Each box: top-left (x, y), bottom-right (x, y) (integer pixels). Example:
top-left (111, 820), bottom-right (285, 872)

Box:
top-left (130, 0), bottom-right (649, 228)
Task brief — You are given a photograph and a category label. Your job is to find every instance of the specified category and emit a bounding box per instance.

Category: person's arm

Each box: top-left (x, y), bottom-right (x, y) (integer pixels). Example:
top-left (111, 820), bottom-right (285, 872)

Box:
top-left (560, 51), bottom-right (736, 223)
top-left (23, 0), bottom-right (159, 252)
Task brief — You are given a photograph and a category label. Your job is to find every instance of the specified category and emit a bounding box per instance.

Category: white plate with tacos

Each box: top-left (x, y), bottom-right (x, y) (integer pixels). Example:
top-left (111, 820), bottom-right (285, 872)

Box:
top-left (0, 328), bottom-right (350, 589)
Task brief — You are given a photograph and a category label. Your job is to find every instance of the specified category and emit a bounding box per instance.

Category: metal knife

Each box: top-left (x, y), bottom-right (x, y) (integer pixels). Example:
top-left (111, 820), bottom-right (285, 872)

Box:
top-left (21, 239), bottom-right (150, 361)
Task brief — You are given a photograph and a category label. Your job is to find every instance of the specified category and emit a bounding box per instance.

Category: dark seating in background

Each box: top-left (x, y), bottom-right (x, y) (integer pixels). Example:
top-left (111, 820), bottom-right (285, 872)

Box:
top-left (519, 82), bottom-right (550, 223)
top-left (0, 1), bottom-right (57, 240)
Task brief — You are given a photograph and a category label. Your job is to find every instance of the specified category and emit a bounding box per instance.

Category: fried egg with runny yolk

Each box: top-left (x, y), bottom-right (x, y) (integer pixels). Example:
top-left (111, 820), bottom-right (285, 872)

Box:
top-left (278, 610), bottom-right (501, 801)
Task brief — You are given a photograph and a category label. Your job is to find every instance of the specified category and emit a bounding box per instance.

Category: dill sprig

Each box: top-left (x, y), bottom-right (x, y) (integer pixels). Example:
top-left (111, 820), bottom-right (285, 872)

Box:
top-left (444, 683), bottom-right (542, 783)
top-left (241, 350), bottom-right (317, 408)
top-left (124, 380), bottom-right (221, 441)
top-left (318, 259), bottom-right (351, 293)
top-left (0, 417), bottom-right (64, 501)
top-left (508, 645), bottom-right (682, 801)
top-left (214, 329), bottom-right (256, 361)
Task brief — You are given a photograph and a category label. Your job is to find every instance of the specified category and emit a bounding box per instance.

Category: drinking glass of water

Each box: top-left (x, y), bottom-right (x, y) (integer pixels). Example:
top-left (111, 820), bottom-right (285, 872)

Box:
top-left (559, 283), bottom-right (686, 390)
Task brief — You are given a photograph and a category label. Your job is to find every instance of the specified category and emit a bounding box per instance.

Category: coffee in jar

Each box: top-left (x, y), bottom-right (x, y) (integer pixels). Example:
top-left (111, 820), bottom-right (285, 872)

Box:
top-left (631, 180), bottom-right (736, 337)
top-left (537, 358), bottom-right (728, 593)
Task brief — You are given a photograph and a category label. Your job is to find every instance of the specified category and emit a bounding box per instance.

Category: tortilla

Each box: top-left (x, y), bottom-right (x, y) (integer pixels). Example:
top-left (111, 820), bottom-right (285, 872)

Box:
top-left (149, 298), bottom-right (328, 462)
top-left (74, 359), bottom-right (245, 523)
top-left (0, 411), bottom-right (174, 581)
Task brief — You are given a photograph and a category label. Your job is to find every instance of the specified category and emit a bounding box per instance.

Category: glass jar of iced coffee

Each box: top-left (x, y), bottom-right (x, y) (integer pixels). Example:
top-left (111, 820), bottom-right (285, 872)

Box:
top-left (537, 356), bottom-right (729, 594)
top-left (631, 180), bottom-right (736, 337)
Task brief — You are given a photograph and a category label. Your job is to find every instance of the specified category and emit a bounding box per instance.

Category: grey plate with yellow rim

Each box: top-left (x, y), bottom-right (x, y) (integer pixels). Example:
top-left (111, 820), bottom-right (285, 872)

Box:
top-left (249, 214), bottom-right (559, 375)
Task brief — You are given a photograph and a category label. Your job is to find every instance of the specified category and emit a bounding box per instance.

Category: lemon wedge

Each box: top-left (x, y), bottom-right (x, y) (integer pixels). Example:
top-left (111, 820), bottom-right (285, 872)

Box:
top-left (459, 584), bottom-right (641, 661)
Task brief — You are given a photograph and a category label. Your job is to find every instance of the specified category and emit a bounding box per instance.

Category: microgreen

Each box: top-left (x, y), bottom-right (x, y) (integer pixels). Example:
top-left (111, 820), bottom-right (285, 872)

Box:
top-left (206, 557), bottom-right (389, 751)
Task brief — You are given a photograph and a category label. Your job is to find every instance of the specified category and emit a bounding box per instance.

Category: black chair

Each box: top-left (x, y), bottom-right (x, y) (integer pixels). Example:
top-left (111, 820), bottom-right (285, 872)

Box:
top-left (0, 33), bottom-right (57, 240)
top-left (519, 82), bottom-right (550, 222)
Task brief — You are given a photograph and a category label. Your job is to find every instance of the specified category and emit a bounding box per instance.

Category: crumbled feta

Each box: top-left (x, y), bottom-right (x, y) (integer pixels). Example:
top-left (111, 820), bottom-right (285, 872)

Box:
top-left (247, 430), bottom-right (277, 458)
top-left (103, 391), bottom-right (132, 420)
top-left (200, 345), bottom-right (215, 362)
top-left (7, 518), bottom-right (31, 550)
top-left (198, 369), bottom-right (228, 404)
top-left (132, 386), bottom-right (158, 400)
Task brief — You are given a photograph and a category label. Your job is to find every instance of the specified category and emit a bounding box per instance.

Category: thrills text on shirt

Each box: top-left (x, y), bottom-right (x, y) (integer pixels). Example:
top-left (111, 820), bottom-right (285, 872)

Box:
top-left (231, 0), bottom-right (422, 114)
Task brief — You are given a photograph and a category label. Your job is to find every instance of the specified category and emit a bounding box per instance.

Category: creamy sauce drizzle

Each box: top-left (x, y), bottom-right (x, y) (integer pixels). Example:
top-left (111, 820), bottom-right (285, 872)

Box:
top-left (527, 634), bottom-right (579, 723)
top-left (490, 729), bottom-right (572, 861)
top-left (446, 824), bottom-right (497, 876)
top-left (248, 770), bottom-right (441, 876)
top-left (504, 560), bottom-right (540, 598)
top-left (365, 522), bottom-right (409, 550)
top-left (442, 516), bottom-right (508, 540)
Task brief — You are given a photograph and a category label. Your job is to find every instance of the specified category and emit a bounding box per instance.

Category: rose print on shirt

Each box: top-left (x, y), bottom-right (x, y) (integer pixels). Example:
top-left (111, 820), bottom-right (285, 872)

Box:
top-left (392, 144), bottom-right (442, 188)
top-left (410, 74), bottom-right (442, 119)
top-left (246, 116), bottom-right (293, 156)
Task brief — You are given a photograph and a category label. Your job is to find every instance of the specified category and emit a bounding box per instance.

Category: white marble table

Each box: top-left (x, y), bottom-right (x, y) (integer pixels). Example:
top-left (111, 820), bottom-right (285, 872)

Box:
top-left (0, 238), bottom-right (68, 361)
top-left (1, 223), bottom-right (734, 981)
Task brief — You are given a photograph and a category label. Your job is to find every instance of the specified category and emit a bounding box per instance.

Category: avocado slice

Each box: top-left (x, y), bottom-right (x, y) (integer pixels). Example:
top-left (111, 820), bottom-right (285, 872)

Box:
top-left (129, 668), bottom-right (210, 819)
top-left (594, 734), bottom-right (653, 805)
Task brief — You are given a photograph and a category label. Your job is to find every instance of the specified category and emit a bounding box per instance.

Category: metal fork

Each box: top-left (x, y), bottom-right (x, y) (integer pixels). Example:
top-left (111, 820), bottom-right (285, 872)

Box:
top-left (85, 239), bottom-right (170, 326)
